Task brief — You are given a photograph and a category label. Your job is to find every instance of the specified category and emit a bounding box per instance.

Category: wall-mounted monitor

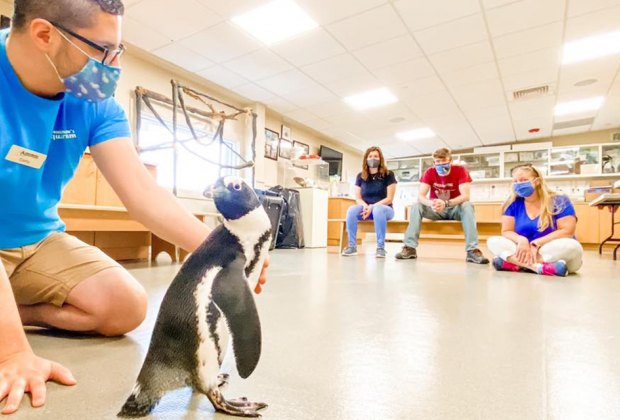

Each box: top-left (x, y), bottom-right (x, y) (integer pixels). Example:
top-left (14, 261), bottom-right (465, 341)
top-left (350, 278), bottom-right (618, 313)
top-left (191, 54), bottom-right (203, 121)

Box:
top-left (319, 145), bottom-right (343, 178)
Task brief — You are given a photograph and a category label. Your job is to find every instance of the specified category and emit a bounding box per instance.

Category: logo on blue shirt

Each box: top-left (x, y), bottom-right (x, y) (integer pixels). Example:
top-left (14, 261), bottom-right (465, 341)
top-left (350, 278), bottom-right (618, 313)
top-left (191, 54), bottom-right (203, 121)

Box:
top-left (51, 129), bottom-right (78, 141)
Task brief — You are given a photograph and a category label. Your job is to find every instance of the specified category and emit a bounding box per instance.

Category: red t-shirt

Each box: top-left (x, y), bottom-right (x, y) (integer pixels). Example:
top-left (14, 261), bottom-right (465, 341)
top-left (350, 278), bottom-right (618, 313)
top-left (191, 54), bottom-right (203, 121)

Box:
top-left (420, 165), bottom-right (472, 200)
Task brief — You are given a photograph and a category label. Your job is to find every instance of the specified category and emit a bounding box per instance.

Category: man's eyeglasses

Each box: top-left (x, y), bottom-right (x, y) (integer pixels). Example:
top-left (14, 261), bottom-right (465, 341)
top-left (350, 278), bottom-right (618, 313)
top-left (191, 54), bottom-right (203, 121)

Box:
top-left (50, 21), bottom-right (125, 66)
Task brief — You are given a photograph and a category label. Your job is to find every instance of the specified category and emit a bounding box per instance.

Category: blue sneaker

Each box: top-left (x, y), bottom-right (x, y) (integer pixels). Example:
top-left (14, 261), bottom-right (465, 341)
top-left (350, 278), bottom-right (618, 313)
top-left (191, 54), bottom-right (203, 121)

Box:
top-left (342, 246), bottom-right (357, 256)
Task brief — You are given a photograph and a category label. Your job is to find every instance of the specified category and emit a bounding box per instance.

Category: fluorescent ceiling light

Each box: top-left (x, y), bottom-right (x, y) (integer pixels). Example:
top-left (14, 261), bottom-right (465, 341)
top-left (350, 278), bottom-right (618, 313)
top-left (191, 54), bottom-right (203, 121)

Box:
top-left (232, 0), bottom-right (318, 45)
top-left (396, 128), bottom-right (435, 141)
top-left (562, 30), bottom-right (620, 64)
top-left (554, 96), bottom-right (605, 116)
top-left (343, 88), bottom-right (398, 111)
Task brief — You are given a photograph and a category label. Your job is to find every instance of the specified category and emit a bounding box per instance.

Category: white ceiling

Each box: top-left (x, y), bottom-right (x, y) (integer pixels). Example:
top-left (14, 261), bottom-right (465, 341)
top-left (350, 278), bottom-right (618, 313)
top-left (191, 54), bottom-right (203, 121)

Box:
top-left (122, 0), bottom-right (620, 158)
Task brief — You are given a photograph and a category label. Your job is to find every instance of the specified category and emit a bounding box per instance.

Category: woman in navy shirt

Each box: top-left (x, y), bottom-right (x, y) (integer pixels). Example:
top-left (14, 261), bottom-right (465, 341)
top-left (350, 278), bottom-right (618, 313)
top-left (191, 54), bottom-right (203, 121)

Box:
top-left (487, 164), bottom-right (583, 276)
top-left (342, 147), bottom-right (397, 258)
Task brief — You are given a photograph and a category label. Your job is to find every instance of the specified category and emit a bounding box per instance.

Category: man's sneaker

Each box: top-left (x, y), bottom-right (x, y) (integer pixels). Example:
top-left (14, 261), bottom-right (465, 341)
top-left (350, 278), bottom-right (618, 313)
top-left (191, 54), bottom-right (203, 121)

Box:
top-left (395, 246), bottom-right (417, 259)
top-left (342, 246), bottom-right (358, 256)
top-left (536, 260), bottom-right (568, 277)
top-left (466, 249), bottom-right (490, 264)
top-left (492, 257), bottom-right (520, 272)
top-left (376, 248), bottom-right (387, 258)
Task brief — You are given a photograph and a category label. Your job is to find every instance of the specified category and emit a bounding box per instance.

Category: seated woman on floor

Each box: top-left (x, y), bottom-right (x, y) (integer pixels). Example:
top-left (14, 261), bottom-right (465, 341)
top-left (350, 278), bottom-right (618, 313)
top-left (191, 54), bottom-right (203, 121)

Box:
top-left (342, 146), bottom-right (397, 258)
top-left (487, 163), bottom-right (583, 277)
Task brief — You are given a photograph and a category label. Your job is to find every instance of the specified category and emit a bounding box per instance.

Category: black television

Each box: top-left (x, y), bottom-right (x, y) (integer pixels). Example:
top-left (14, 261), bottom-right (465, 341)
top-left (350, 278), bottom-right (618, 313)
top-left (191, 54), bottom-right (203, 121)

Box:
top-left (319, 145), bottom-right (343, 178)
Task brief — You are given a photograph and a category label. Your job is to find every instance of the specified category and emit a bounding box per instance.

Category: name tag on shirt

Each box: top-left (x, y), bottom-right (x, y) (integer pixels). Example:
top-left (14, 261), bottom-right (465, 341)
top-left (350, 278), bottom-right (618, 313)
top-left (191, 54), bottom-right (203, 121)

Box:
top-left (5, 145), bottom-right (47, 169)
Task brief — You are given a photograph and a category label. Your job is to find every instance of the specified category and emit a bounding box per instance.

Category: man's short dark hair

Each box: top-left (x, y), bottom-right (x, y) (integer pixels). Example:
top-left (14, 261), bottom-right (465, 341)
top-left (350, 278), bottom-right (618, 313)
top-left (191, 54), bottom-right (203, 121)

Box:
top-left (12, 0), bottom-right (124, 31)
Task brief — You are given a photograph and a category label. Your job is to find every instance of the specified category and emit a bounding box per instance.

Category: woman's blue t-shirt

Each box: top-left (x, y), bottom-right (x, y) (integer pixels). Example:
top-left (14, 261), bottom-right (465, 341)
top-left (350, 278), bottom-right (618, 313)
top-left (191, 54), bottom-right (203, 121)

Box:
top-left (503, 195), bottom-right (576, 241)
top-left (355, 171), bottom-right (397, 206)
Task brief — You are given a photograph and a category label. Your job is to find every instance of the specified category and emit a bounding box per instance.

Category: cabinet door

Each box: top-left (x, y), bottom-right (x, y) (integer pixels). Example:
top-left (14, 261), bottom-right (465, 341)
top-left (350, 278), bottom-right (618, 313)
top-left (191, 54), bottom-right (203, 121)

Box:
top-left (61, 154), bottom-right (97, 205)
top-left (574, 204), bottom-right (600, 244)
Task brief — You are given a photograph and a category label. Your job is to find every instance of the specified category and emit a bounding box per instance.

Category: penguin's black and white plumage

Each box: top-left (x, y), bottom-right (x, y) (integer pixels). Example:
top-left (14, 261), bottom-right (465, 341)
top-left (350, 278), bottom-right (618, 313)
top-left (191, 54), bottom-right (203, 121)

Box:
top-left (118, 176), bottom-right (272, 418)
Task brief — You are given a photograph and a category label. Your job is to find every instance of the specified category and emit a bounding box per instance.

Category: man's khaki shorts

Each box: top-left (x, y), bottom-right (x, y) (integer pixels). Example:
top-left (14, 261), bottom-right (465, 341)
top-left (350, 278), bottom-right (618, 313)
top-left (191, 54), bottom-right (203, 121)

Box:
top-left (0, 232), bottom-right (120, 307)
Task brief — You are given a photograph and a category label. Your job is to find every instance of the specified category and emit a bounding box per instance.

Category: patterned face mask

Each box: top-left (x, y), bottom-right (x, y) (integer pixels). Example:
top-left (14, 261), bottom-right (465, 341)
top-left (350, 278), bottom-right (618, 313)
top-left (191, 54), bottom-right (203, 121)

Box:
top-left (435, 163), bottom-right (451, 176)
top-left (46, 30), bottom-right (121, 102)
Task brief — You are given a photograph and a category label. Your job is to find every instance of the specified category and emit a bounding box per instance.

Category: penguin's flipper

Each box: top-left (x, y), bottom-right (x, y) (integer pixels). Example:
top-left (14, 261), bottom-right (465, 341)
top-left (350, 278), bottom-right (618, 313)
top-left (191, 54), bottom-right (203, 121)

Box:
top-left (211, 257), bottom-right (261, 379)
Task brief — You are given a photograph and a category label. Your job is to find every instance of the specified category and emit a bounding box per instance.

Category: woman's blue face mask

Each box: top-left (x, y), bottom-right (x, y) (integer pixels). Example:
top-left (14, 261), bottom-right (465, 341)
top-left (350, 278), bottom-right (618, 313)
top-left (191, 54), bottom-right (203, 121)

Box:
top-left (513, 180), bottom-right (536, 198)
top-left (435, 163), bottom-right (451, 176)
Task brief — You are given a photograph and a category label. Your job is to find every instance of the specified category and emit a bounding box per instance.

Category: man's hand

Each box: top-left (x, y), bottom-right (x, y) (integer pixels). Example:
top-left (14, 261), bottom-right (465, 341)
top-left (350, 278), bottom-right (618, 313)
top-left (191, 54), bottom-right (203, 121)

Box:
top-left (0, 351), bottom-right (76, 414)
top-left (431, 199), bottom-right (446, 213)
top-left (254, 254), bottom-right (269, 294)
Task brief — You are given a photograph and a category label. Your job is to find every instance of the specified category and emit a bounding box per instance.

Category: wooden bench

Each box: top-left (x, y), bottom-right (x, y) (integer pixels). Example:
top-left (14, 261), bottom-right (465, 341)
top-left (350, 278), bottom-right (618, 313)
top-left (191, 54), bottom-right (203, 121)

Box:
top-left (330, 218), bottom-right (502, 251)
top-left (59, 203), bottom-right (219, 262)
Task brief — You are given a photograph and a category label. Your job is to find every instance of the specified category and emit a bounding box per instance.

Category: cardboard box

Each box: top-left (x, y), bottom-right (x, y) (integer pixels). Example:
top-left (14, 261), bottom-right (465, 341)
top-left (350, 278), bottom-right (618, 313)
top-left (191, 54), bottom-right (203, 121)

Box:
top-left (590, 180), bottom-right (612, 187)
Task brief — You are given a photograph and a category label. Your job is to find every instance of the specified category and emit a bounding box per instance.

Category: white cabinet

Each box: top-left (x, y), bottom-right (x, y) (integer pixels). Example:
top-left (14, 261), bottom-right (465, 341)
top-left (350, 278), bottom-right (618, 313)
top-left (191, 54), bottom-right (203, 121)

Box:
top-left (297, 188), bottom-right (328, 248)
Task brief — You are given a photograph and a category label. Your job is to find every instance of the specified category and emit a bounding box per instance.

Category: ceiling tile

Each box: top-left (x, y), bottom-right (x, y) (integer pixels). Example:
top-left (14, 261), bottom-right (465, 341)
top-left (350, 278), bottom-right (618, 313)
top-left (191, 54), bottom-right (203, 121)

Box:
top-left (564, 5), bottom-right (620, 42)
top-left (151, 43), bottom-right (214, 72)
top-left (394, 0), bottom-right (481, 31)
top-left (127, 0), bottom-right (222, 41)
top-left (256, 69), bottom-right (318, 96)
top-left (428, 41), bottom-right (495, 74)
top-left (297, 0), bottom-right (387, 25)
top-left (301, 54), bottom-right (369, 84)
top-left (551, 126), bottom-right (592, 137)
top-left (372, 57), bottom-right (436, 87)
top-left (485, 0), bottom-right (565, 37)
top-left (413, 13), bottom-right (488, 55)
top-left (450, 78), bottom-right (506, 110)
top-left (195, 0), bottom-right (267, 19)
top-left (513, 117), bottom-right (553, 140)
top-left (122, 17), bottom-right (171, 51)
top-left (407, 138), bottom-right (451, 154)
top-left (481, 0), bottom-right (523, 9)
top-left (567, 0), bottom-right (620, 18)
top-left (322, 72), bottom-right (380, 96)
top-left (223, 49), bottom-right (293, 81)
top-left (592, 94), bottom-right (620, 130)
top-left (508, 96), bottom-right (556, 120)
top-left (270, 29), bottom-right (345, 67)
top-left (286, 85), bottom-right (339, 107)
top-left (441, 62), bottom-right (500, 88)
top-left (263, 96), bottom-right (299, 114)
top-left (497, 48), bottom-right (561, 78)
top-left (326, 5), bottom-right (408, 51)
top-left (559, 56), bottom-right (620, 96)
top-left (233, 83), bottom-right (277, 102)
top-left (180, 23), bottom-right (262, 64)
top-left (352, 35), bottom-right (424, 71)
top-left (404, 90), bottom-right (462, 119)
top-left (196, 65), bottom-right (249, 90)
top-left (492, 22), bottom-right (564, 60)
top-left (501, 67), bottom-right (559, 91)
top-left (397, 75), bottom-right (448, 98)
top-left (305, 100), bottom-right (353, 119)
top-left (475, 125), bottom-right (516, 145)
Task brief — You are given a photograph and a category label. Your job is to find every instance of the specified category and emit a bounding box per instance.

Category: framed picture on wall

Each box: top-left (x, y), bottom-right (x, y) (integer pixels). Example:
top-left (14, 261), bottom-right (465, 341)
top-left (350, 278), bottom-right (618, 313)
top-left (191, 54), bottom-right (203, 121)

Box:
top-left (264, 128), bottom-right (279, 161)
top-left (281, 124), bottom-right (291, 141)
top-left (293, 140), bottom-right (310, 169)
top-left (278, 138), bottom-right (293, 160)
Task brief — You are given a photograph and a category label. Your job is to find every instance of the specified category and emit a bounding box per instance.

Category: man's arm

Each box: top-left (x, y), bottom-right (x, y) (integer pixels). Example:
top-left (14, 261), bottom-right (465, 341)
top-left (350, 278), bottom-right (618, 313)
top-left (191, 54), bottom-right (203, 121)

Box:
top-left (90, 138), bottom-right (211, 252)
top-left (417, 183), bottom-right (433, 207)
top-left (0, 264), bottom-right (75, 414)
top-left (449, 182), bottom-right (471, 206)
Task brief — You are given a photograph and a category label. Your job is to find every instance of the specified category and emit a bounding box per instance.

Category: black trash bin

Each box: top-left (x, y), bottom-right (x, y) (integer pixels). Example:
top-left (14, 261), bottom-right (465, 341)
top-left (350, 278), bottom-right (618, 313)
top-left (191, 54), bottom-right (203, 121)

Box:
top-left (268, 186), bottom-right (305, 249)
top-left (255, 189), bottom-right (284, 251)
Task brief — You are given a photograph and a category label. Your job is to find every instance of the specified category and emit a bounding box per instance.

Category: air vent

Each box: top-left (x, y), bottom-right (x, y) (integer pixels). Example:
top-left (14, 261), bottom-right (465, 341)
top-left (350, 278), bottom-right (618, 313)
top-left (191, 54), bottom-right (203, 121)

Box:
top-left (512, 85), bottom-right (550, 100)
top-left (552, 117), bottom-right (595, 130)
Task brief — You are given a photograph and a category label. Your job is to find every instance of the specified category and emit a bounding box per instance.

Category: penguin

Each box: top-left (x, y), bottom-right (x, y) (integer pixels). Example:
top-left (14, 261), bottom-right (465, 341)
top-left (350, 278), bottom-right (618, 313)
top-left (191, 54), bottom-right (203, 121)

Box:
top-left (118, 176), bottom-right (272, 418)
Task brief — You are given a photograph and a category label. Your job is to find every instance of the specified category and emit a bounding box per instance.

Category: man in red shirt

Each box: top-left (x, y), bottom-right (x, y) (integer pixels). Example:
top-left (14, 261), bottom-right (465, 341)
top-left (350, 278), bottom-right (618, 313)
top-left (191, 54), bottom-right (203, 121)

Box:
top-left (396, 148), bottom-right (489, 264)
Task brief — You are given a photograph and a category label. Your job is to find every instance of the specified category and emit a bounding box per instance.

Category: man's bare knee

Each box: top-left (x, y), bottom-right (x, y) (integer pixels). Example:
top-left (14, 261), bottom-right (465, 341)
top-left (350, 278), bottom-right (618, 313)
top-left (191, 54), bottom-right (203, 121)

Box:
top-left (95, 287), bottom-right (148, 336)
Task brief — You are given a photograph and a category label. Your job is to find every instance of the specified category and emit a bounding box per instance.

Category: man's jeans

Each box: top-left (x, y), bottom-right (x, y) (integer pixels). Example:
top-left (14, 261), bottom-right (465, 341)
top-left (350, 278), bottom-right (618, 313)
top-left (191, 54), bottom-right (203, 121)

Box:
top-left (403, 202), bottom-right (479, 251)
top-left (346, 204), bottom-right (395, 249)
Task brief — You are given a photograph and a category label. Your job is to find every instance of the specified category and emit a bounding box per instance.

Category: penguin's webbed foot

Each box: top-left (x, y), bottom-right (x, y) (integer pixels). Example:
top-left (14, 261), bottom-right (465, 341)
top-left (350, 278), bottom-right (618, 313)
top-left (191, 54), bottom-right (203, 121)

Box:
top-left (204, 388), bottom-right (267, 417)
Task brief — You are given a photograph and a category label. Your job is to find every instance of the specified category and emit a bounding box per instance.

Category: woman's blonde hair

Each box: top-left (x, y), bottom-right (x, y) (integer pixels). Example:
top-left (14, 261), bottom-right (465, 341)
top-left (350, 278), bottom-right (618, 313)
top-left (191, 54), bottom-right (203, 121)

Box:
top-left (503, 164), bottom-right (563, 231)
